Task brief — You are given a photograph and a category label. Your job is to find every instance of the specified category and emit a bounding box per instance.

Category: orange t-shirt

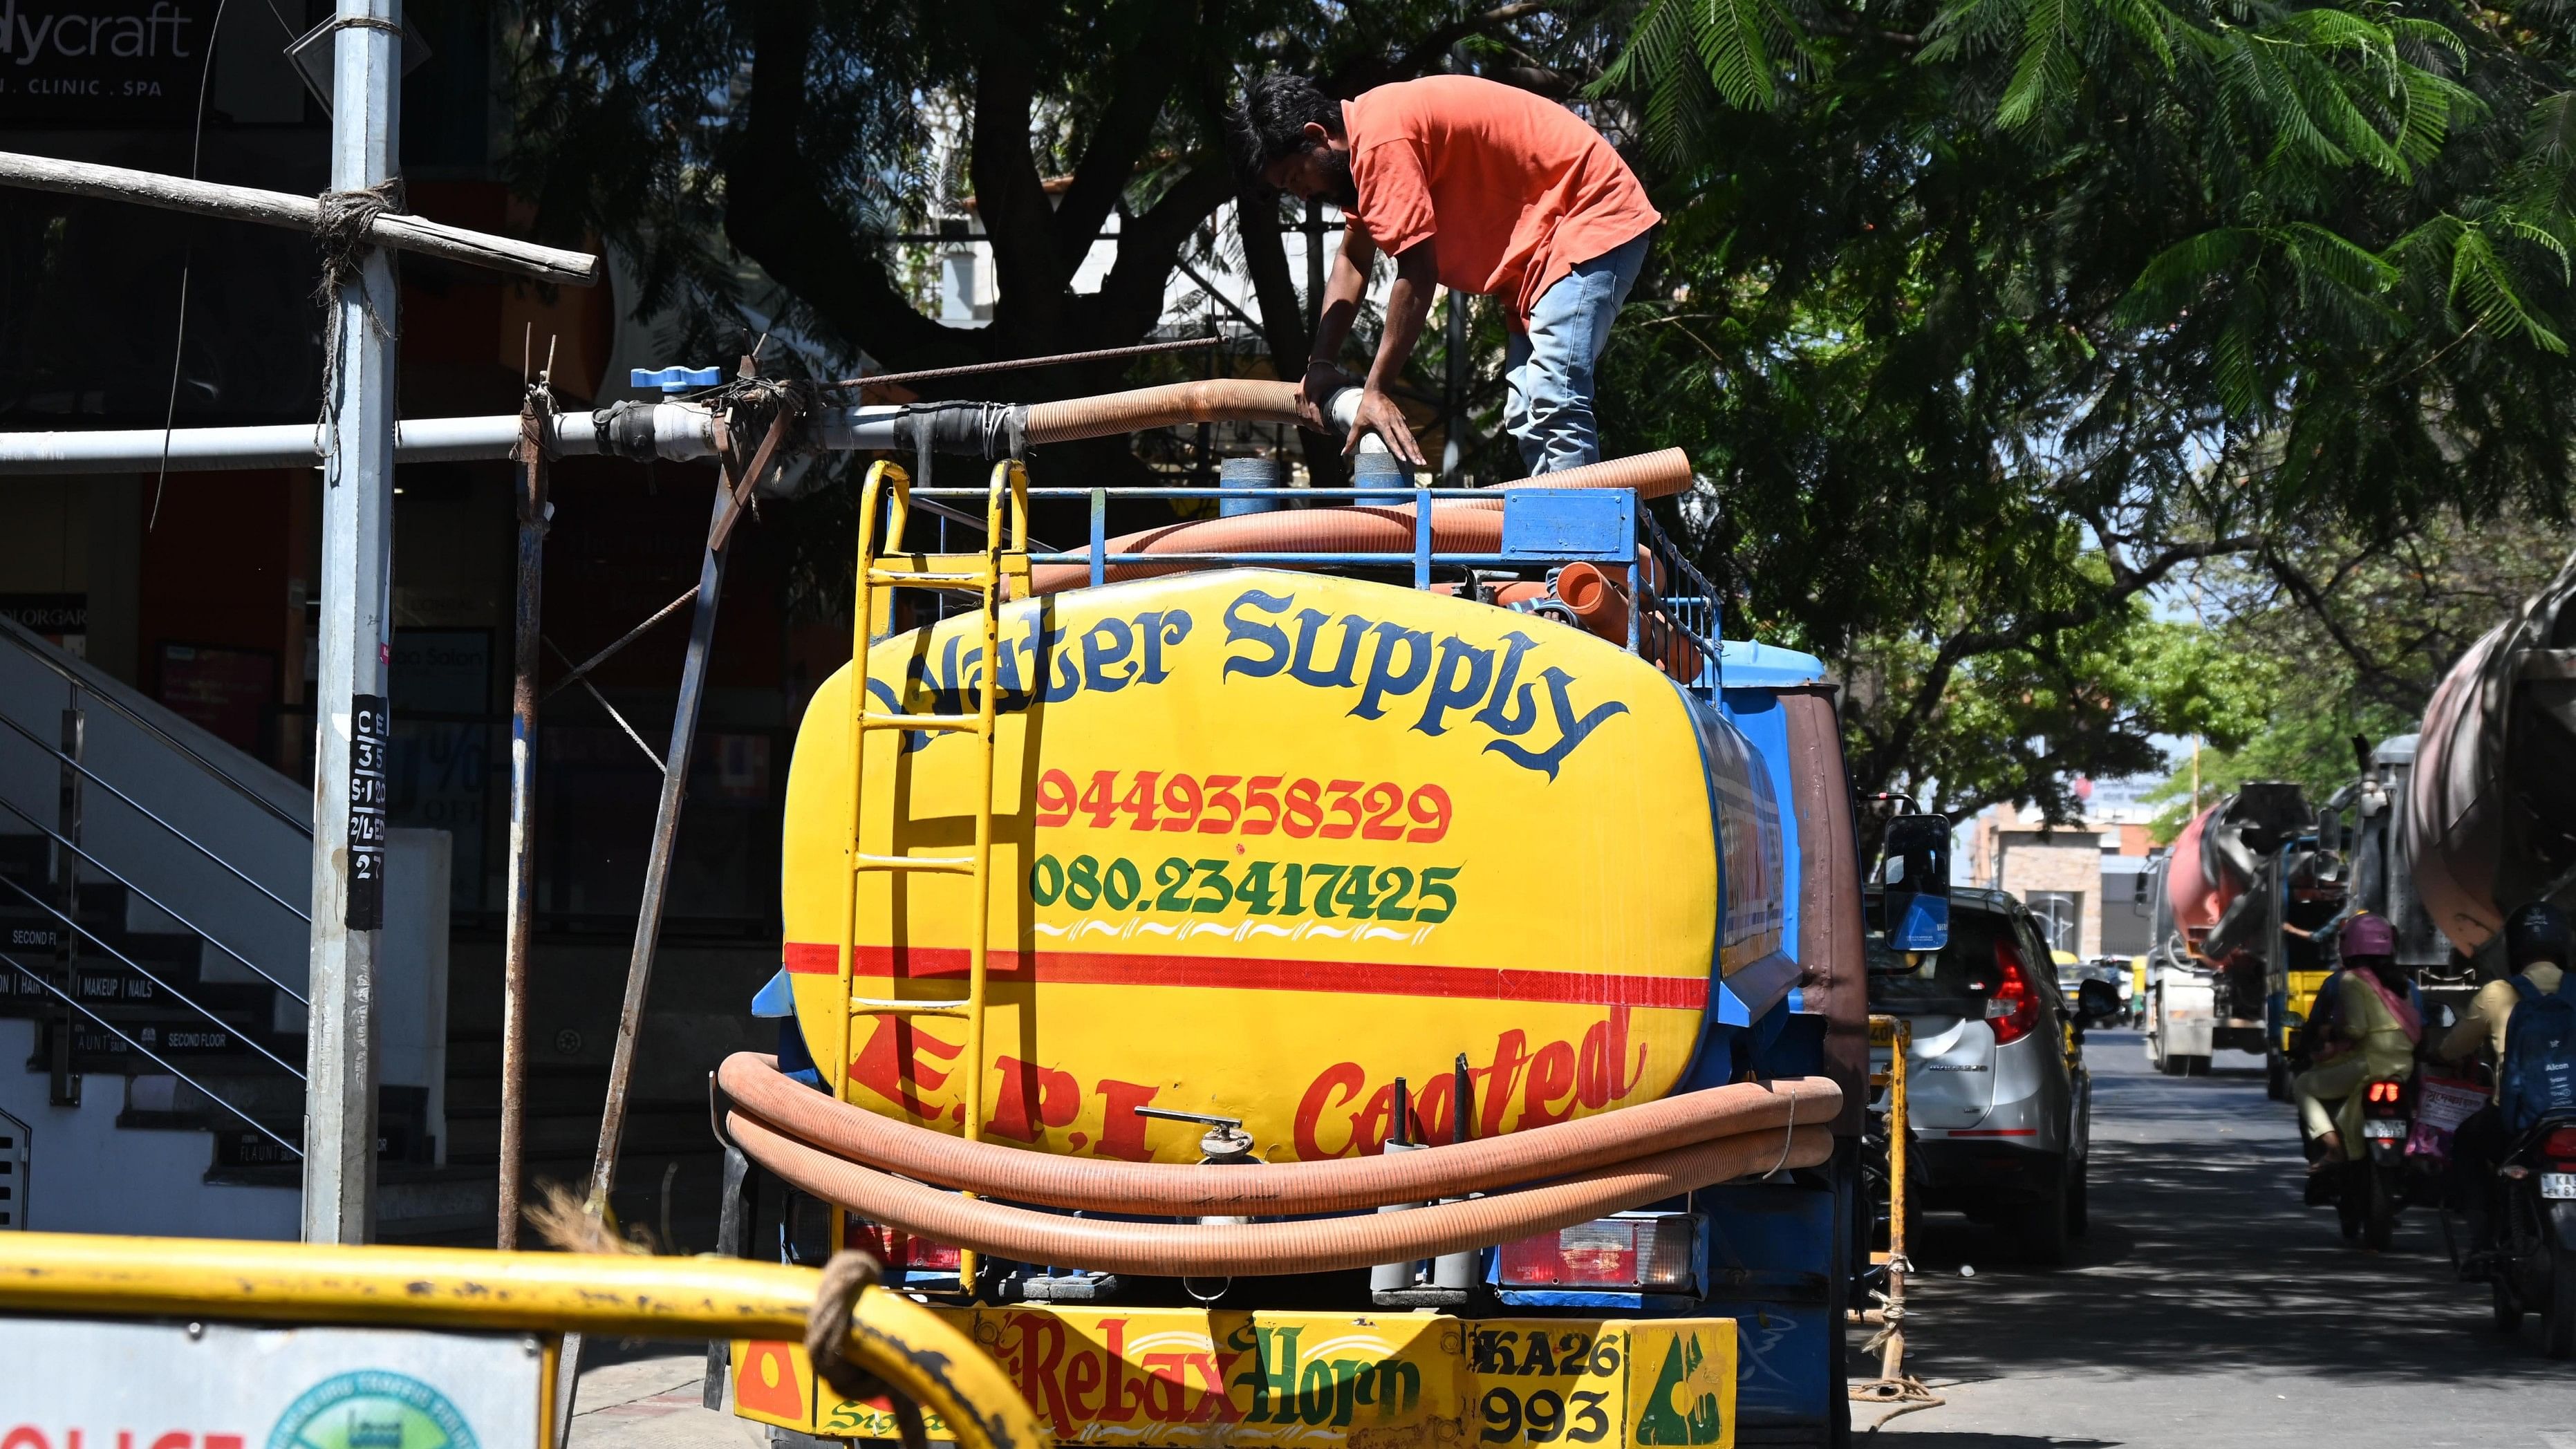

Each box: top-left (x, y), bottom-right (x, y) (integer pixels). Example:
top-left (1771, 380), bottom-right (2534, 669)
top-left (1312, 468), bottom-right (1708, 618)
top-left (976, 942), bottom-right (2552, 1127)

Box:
top-left (1342, 76), bottom-right (1659, 330)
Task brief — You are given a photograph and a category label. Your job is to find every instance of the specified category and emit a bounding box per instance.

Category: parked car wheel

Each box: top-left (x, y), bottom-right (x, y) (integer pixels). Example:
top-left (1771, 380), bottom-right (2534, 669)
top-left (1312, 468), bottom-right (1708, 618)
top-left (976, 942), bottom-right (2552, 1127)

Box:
top-left (2266, 1054), bottom-right (2291, 1101)
top-left (2015, 1167), bottom-right (2073, 1265)
top-left (2067, 1154), bottom-right (2090, 1239)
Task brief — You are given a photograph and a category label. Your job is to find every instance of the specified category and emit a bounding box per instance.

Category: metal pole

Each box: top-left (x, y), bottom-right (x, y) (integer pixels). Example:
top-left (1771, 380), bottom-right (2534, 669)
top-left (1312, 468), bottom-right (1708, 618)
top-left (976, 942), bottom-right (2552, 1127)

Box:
top-left (590, 480), bottom-right (737, 1203)
top-left (701, 1139), bottom-right (756, 1411)
top-left (1442, 288), bottom-right (1467, 484)
top-left (1304, 198), bottom-right (1325, 337)
top-left (302, 0), bottom-right (402, 1247)
top-left (50, 694), bottom-right (82, 1107)
top-left (496, 401), bottom-right (550, 1249)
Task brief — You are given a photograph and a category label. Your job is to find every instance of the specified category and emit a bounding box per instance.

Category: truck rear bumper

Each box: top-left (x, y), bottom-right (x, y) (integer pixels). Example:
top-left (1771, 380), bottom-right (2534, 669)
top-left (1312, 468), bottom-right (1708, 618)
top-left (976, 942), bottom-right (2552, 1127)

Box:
top-left (733, 1306), bottom-right (1739, 1449)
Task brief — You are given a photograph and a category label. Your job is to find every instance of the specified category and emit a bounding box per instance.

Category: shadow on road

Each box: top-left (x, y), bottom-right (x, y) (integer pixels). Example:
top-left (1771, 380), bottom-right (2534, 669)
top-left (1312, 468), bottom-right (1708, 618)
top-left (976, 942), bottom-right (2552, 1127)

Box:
top-left (1885, 1031), bottom-right (2575, 1388)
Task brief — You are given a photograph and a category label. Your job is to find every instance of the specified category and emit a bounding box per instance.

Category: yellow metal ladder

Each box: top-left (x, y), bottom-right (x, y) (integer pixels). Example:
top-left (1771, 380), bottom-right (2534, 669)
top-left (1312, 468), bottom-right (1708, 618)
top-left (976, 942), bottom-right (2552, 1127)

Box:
top-left (834, 458), bottom-right (1030, 1291)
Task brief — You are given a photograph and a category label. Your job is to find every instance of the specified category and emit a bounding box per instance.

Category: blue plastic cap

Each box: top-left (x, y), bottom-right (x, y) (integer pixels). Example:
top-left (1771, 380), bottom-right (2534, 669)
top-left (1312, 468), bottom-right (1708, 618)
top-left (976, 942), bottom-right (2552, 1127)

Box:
top-left (633, 366), bottom-right (726, 394)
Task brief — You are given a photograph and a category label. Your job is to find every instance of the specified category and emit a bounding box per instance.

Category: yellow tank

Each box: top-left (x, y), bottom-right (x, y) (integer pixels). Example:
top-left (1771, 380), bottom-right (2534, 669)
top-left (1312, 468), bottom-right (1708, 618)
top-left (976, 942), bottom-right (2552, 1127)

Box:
top-left (779, 569), bottom-right (1783, 1164)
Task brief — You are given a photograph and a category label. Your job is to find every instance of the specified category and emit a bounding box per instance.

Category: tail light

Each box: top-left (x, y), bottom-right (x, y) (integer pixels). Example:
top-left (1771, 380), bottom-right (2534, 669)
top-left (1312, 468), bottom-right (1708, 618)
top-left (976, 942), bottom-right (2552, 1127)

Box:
top-left (2364, 1080), bottom-right (2406, 1116)
top-left (1498, 1214), bottom-right (1698, 1291)
top-left (2542, 1125), bottom-right (2576, 1165)
top-left (893, 1233), bottom-right (964, 1273)
top-left (1985, 941), bottom-right (2040, 1047)
top-left (848, 1219), bottom-right (964, 1273)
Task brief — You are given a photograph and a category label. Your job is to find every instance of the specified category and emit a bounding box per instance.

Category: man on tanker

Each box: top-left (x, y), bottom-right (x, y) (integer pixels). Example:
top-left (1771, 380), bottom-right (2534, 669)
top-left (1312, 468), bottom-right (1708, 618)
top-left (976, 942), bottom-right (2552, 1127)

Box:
top-left (1234, 73), bottom-right (1660, 474)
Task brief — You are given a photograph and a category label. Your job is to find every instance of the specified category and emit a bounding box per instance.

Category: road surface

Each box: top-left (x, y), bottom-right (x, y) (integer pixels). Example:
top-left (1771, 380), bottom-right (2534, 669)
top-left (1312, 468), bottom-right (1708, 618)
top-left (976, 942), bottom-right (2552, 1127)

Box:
top-left (1874, 1028), bottom-right (2576, 1446)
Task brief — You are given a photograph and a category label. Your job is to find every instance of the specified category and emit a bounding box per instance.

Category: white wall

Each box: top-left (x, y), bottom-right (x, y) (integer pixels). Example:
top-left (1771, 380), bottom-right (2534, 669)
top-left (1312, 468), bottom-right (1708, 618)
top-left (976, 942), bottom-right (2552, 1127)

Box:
top-left (0, 1019), bottom-right (299, 1240)
top-left (382, 828), bottom-right (451, 1163)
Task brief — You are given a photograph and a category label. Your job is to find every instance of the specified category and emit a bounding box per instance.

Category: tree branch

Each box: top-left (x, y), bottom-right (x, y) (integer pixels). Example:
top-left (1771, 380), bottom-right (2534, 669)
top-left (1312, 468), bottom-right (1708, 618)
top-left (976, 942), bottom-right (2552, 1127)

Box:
top-left (972, 19), bottom-right (1074, 344)
top-left (1090, 165), bottom-right (1240, 339)
top-left (723, 0), bottom-right (967, 371)
top-left (2260, 545), bottom-right (2416, 697)
top-left (1052, 3), bottom-right (1194, 274)
top-left (1851, 533), bottom-right (2264, 794)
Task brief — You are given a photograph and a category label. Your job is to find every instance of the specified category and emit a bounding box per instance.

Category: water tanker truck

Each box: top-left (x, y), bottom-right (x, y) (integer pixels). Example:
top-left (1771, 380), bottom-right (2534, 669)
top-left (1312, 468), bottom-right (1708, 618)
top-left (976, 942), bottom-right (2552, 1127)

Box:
top-left (707, 405), bottom-right (1898, 1449)
top-left (2405, 547), bottom-right (2576, 960)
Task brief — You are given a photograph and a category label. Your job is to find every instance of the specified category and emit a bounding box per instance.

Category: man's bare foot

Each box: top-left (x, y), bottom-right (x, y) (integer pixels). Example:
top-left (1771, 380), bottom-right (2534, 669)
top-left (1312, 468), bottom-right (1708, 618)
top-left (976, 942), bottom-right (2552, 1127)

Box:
top-left (2308, 1132), bottom-right (2343, 1172)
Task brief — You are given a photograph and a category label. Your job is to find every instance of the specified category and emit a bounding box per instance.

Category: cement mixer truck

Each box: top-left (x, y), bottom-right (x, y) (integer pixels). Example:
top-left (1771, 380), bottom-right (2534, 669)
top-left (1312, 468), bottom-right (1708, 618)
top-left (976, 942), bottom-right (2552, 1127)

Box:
top-left (2403, 547), bottom-right (2576, 961)
top-left (2141, 784), bottom-right (2339, 1081)
top-left (700, 390), bottom-right (1895, 1449)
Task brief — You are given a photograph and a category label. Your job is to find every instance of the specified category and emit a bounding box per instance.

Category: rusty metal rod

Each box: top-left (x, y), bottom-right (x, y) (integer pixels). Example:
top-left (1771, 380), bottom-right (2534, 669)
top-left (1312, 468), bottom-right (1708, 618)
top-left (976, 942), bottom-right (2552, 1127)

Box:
top-left (832, 335), bottom-right (1217, 390)
top-left (541, 586), bottom-right (698, 702)
top-left (496, 398), bottom-right (550, 1250)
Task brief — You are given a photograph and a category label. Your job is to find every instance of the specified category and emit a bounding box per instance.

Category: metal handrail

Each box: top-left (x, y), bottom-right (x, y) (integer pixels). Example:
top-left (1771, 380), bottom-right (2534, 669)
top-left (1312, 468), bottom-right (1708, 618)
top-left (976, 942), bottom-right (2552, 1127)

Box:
top-left (0, 790), bottom-right (306, 1006)
top-left (0, 1230), bottom-right (1049, 1449)
top-left (0, 709), bottom-right (310, 925)
top-left (0, 616), bottom-right (312, 839)
top-left (0, 953), bottom-right (301, 1157)
top-left (0, 872), bottom-right (304, 1081)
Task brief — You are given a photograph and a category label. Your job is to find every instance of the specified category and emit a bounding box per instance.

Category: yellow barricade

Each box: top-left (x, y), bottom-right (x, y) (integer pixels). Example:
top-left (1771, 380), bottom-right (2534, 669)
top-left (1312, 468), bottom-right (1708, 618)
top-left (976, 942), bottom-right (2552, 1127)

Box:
top-left (0, 1231), bottom-right (1046, 1449)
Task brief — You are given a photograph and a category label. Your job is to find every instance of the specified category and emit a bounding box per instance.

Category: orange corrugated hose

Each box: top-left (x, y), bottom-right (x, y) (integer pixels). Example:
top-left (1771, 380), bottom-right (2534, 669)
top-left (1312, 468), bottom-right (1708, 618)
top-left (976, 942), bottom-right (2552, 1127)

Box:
top-left (720, 1054), bottom-right (1836, 1215)
top-left (718, 1056), bottom-right (1835, 1275)
top-left (729, 1110), bottom-right (1833, 1278)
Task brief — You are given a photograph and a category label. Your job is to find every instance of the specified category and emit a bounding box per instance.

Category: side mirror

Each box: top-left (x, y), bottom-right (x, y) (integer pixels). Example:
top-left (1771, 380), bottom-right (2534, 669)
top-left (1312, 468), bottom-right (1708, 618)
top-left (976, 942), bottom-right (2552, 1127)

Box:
top-left (2077, 978), bottom-right (2122, 1027)
top-left (1875, 813), bottom-right (1951, 953)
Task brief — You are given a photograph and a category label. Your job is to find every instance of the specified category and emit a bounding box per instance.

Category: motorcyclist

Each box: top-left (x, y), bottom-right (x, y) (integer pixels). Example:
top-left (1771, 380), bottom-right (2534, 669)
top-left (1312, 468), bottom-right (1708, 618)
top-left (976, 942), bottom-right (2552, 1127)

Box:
top-left (2432, 901), bottom-right (2570, 1260)
top-left (2293, 913), bottom-right (2420, 1172)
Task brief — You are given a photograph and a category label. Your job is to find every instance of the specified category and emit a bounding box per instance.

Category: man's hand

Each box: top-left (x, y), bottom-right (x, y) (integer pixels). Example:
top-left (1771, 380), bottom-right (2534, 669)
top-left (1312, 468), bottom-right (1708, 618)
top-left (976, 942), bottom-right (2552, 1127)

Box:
top-left (1298, 359), bottom-right (1354, 430)
top-left (1345, 387), bottom-right (1427, 468)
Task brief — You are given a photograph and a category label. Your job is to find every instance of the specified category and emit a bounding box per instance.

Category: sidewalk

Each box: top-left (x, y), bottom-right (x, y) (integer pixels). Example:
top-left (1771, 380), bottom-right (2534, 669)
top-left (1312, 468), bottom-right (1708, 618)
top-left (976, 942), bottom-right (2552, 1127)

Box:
top-left (570, 1347), bottom-right (765, 1449)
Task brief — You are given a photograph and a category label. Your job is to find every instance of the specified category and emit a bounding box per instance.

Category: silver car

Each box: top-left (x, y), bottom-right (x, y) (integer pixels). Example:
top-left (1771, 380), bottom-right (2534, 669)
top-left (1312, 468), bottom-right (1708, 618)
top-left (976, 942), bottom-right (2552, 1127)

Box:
top-left (1867, 887), bottom-right (2104, 1264)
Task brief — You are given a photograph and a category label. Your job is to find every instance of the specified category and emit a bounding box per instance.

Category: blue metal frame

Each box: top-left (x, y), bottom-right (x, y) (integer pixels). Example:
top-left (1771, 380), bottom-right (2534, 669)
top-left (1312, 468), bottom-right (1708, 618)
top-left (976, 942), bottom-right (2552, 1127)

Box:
top-left (901, 483), bottom-right (1728, 690)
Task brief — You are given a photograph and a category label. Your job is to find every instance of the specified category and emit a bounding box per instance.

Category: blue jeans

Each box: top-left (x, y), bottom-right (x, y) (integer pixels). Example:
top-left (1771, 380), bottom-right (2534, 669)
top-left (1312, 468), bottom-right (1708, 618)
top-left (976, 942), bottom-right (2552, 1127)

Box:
top-left (1503, 231), bottom-right (1650, 474)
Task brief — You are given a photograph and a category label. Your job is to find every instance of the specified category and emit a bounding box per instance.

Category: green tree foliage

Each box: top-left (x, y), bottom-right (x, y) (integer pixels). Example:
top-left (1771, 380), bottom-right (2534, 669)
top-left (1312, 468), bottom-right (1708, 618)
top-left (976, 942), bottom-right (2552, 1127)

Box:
top-left (504, 0), bottom-right (1597, 464)
top-left (2140, 512), bottom-right (2573, 834)
top-left (1588, 0), bottom-right (2576, 809)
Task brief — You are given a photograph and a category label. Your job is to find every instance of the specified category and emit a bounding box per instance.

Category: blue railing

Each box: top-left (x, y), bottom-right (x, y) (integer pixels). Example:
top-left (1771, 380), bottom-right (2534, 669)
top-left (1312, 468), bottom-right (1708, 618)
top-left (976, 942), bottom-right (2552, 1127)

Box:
top-left (895, 481), bottom-right (1721, 690)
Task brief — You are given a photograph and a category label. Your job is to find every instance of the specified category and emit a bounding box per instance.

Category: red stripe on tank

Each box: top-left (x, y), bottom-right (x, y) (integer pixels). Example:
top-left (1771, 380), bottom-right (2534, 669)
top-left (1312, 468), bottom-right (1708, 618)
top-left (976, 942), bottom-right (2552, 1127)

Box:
top-left (779, 941), bottom-right (1706, 1010)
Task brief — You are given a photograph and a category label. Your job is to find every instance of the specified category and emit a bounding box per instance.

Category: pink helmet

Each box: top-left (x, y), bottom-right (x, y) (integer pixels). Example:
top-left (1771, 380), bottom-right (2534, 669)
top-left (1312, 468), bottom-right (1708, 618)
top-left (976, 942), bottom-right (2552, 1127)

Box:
top-left (2341, 913), bottom-right (2397, 960)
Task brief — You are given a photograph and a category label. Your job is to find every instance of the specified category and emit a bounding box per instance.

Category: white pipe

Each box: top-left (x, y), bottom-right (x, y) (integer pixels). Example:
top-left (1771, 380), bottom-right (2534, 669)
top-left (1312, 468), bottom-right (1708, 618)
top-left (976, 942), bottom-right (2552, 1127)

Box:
top-left (0, 386), bottom-right (1353, 476)
top-left (0, 405), bottom-right (720, 474)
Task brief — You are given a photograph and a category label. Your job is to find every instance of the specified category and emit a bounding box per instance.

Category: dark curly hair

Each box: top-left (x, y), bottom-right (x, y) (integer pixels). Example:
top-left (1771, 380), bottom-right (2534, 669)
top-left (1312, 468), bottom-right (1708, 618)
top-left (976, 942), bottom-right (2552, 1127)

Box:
top-left (1231, 73), bottom-right (1345, 173)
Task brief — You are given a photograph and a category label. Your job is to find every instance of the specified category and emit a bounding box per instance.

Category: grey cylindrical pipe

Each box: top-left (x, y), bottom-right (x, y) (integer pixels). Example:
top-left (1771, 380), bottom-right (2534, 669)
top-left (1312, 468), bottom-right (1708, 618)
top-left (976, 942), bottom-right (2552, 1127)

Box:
top-left (1370, 1139), bottom-right (1432, 1295)
top-left (1218, 456), bottom-right (1283, 518)
top-left (1349, 447), bottom-right (1413, 507)
top-left (0, 405), bottom-right (723, 474)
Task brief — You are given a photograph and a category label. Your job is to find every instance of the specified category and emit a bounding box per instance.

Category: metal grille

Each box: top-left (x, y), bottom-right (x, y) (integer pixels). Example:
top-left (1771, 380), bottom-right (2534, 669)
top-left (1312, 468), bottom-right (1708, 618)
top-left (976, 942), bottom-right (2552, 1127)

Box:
top-left (0, 1107), bottom-right (27, 1228)
top-left (1639, 508), bottom-right (1724, 691)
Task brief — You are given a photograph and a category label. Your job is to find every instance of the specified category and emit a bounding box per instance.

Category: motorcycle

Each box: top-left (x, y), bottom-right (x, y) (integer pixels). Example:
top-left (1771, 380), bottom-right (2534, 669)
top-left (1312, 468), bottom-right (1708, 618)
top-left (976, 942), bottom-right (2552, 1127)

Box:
top-left (2487, 1111), bottom-right (2576, 1356)
top-left (2310, 1075), bottom-right (2413, 1251)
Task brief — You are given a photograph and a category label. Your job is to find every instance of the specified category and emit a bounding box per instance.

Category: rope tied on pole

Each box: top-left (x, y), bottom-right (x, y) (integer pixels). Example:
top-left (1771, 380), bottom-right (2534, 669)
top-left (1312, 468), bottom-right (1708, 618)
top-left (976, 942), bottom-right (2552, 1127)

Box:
top-left (312, 176), bottom-right (405, 467)
top-left (803, 1249), bottom-right (933, 1449)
